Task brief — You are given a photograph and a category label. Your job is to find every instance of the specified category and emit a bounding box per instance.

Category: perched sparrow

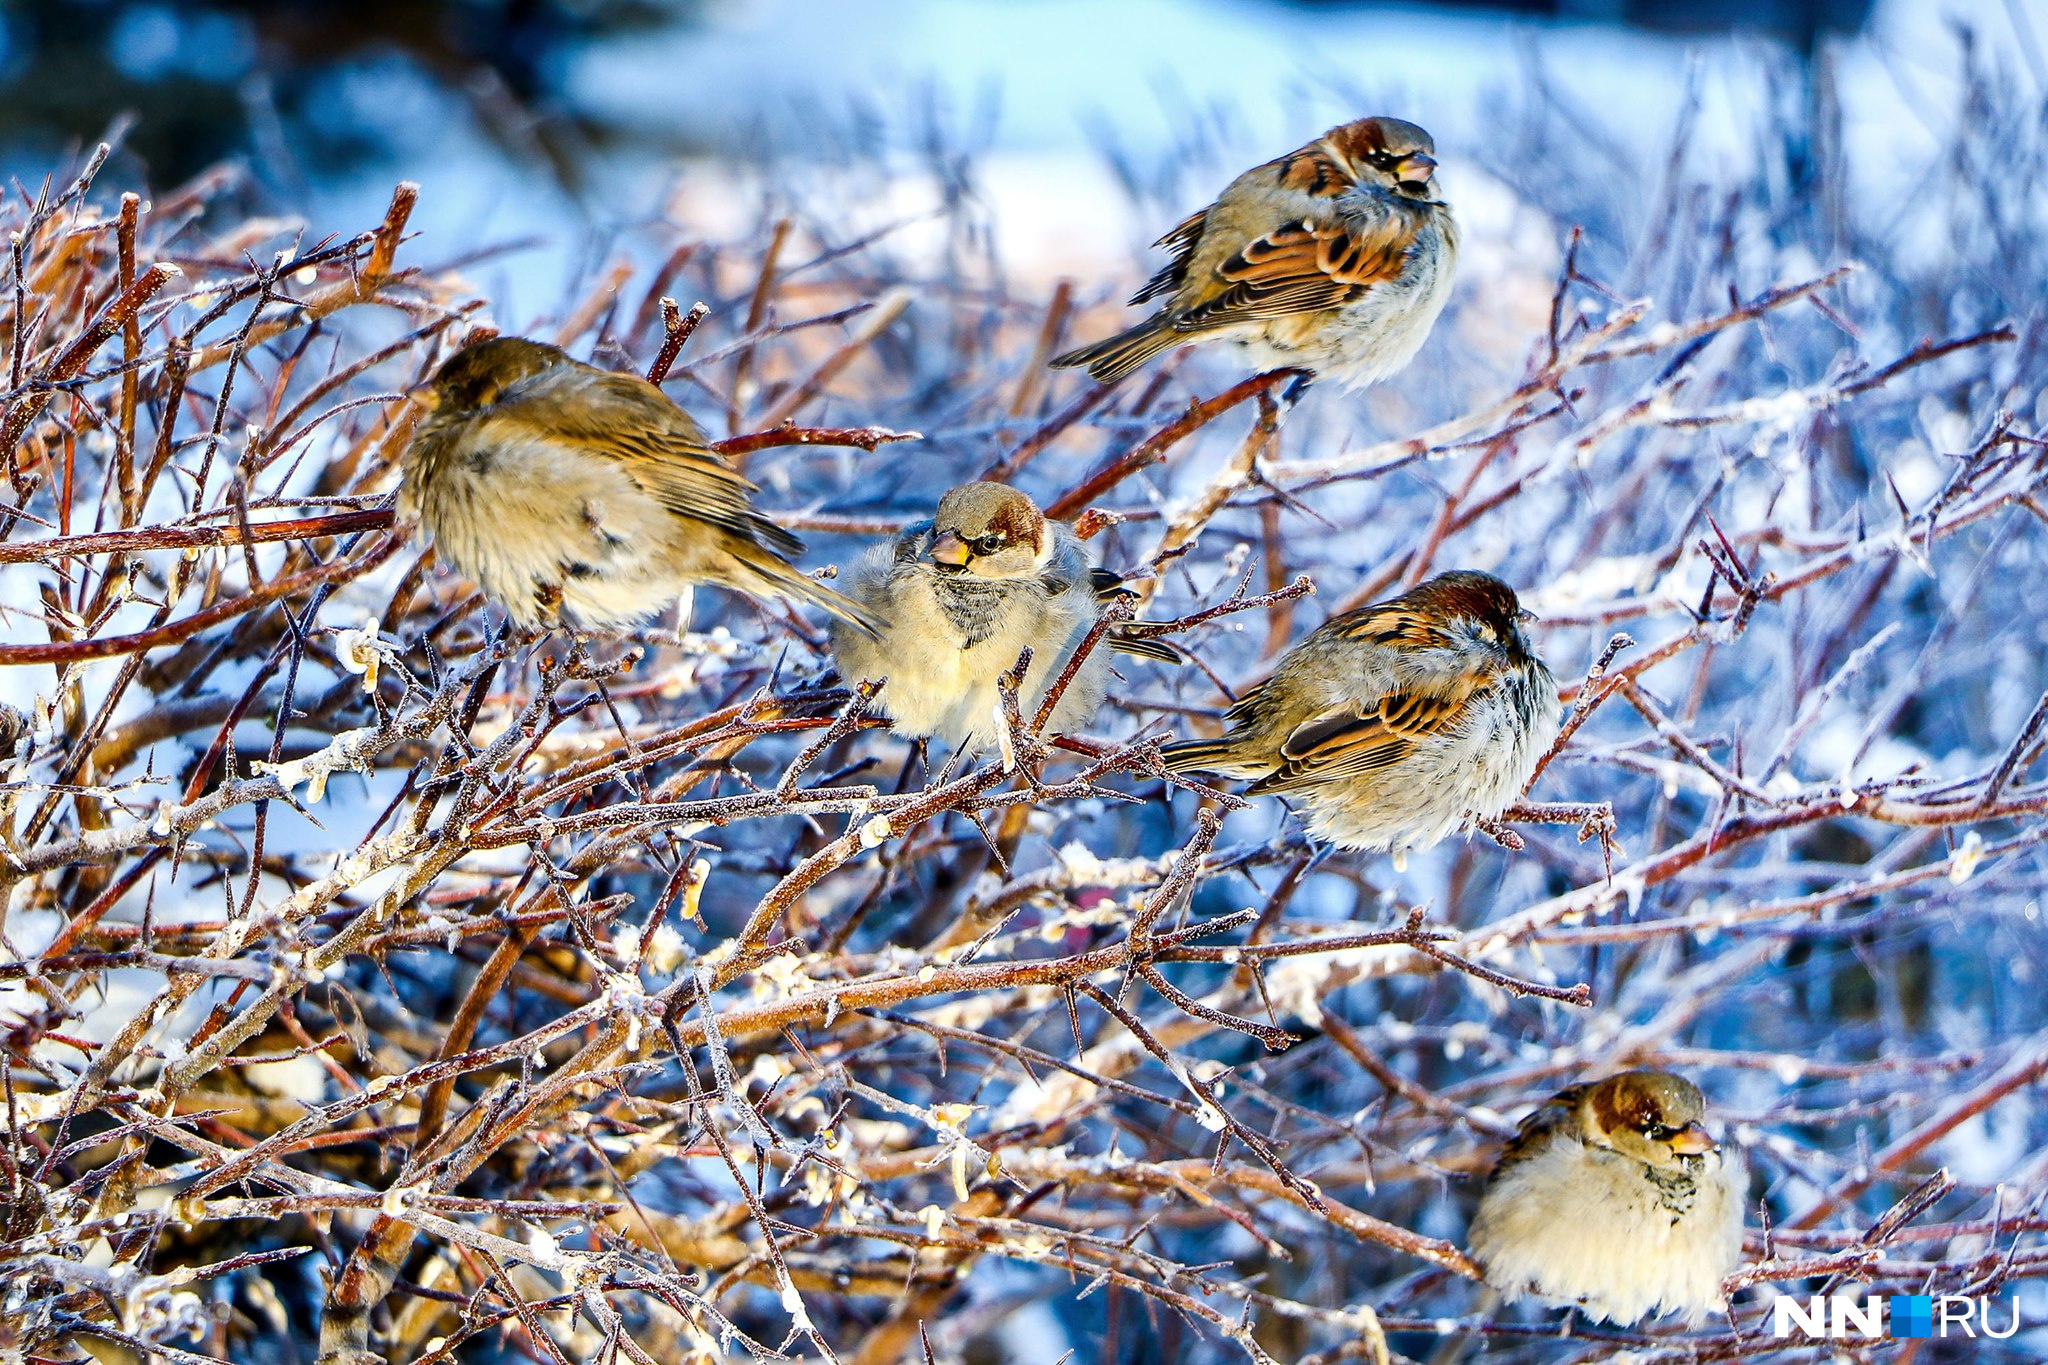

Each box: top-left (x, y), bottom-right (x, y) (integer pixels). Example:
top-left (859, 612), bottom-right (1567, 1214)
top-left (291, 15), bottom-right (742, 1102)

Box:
top-left (1466, 1070), bottom-right (1747, 1326)
top-left (831, 482), bottom-right (1174, 754)
top-left (1159, 571), bottom-right (1559, 855)
top-left (399, 335), bottom-right (880, 634)
top-left (1051, 116), bottom-right (1457, 387)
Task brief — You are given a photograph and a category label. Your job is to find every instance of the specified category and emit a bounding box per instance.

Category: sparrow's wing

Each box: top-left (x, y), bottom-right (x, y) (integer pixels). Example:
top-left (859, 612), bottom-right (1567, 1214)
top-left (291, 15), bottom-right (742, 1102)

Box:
top-left (1130, 208), bottom-right (1211, 306)
top-left (1248, 681), bottom-right (1478, 793)
top-left (1490, 1084), bottom-right (1591, 1177)
top-left (486, 371), bottom-right (803, 559)
top-left (1173, 210), bottom-right (1417, 332)
top-left (1242, 591), bottom-right (1491, 790)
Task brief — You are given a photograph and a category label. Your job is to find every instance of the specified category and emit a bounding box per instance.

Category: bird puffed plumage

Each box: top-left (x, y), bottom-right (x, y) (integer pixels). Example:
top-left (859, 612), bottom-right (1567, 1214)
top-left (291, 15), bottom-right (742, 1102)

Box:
top-left (1466, 1070), bottom-right (1747, 1326)
top-left (1051, 116), bottom-right (1457, 387)
top-left (398, 335), bottom-right (881, 635)
top-left (1159, 571), bottom-right (1559, 855)
top-left (830, 482), bottom-right (1170, 755)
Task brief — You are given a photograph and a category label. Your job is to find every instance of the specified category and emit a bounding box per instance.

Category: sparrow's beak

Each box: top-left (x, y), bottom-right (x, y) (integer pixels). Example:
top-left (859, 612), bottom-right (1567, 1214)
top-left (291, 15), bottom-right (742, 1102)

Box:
top-left (1394, 152), bottom-right (1437, 185)
top-left (926, 531), bottom-right (972, 568)
top-left (405, 383), bottom-right (442, 413)
top-left (1666, 1122), bottom-right (1718, 1157)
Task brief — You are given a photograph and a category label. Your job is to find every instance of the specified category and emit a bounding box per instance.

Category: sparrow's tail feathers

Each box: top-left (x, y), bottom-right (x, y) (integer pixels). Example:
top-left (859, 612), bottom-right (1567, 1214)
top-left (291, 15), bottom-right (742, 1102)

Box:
top-left (1110, 632), bottom-right (1185, 664)
top-left (1157, 735), bottom-right (1240, 774)
top-left (753, 564), bottom-right (880, 638)
top-left (726, 529), bottom-right (889, 637)
top-left (748, 514), bottom-right (807, 562)
top-left (1050, 321), bottom-right (1183, 384)
top-left (787, 576), bottom-right (888, 638)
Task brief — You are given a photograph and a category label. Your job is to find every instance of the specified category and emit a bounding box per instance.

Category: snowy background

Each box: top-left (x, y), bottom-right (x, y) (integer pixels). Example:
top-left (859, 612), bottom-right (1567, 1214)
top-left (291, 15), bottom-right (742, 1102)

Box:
top-left (2, 0), bottom-right (2046, 1361)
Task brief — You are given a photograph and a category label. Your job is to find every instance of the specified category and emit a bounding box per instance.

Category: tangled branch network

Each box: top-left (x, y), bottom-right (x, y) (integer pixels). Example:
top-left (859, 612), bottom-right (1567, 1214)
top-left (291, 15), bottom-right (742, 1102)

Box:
top-left (1, 47), bottom-right (2046, 1365)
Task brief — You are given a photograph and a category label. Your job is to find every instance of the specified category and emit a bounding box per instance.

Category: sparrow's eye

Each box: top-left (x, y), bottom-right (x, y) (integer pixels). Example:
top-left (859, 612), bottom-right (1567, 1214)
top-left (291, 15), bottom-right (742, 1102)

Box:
top-left (973, 534), bottom-right (1005, 555)
top-left (1645, 1123), bottom-right (1678, 1142)
top-left (1364, 151), bottom-right (1399, 170)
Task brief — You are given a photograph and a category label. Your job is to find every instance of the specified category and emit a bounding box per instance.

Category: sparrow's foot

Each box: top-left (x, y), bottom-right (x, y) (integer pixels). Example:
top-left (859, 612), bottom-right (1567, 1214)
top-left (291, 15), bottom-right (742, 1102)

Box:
top-left (532, 581), bottom-right (567, 634)
top-left (1470, 812), bottom-right (1527, 851)
top-left (1275, 367), bottom-right (1315, 408)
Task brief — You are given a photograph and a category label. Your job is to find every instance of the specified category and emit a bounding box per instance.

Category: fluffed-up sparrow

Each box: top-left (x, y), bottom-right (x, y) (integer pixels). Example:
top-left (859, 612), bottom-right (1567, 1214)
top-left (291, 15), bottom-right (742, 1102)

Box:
top-left (400, 335), bottom-right (881, 634)
top-left (1052, 116), bottom-right (1457, 388)
top-left (1466, 1069), bottom-right (1747, 1326)
top-left (830, 482), bottom-right (1172, 755)
top-left (1160, 570), bottom-right (1559, 855)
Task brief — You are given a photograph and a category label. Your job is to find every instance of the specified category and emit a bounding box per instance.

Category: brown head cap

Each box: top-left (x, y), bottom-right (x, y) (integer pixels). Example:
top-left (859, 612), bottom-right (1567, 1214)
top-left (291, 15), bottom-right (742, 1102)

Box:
top-left (421, 335), bottom-right (573, 415)
top-left (1327, 117), bottom-right (1439, 193)
top-left (1400, 570), bottom-right (1527, 632)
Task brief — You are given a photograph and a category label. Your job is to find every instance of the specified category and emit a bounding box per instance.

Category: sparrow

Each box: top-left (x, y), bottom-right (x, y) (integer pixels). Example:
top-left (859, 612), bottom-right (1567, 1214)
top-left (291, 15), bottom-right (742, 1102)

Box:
top-left (830, 482), bottom-right (1176, 754)
top-left (1466, 1070), bottom-right (1747, 1326)
top-left (1051, 116), bottom-right (1457, 387)
top-left (398, 335), bottom-right (881, 635)
top-left (1159, 571), bottom-right (1559, 855)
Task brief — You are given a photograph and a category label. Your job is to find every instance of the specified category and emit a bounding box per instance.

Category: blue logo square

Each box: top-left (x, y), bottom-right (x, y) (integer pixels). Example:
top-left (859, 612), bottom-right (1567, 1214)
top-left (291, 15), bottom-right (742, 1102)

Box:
top-left (1890, 1295), bottom-right (1935, 1339)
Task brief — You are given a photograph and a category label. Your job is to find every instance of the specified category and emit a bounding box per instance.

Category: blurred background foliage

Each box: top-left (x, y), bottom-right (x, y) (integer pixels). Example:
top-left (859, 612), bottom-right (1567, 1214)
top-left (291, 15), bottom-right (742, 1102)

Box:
top-left (0, 0), bottom-right (1873, 194)
top-left (0, 0), bottom-right (687, 187)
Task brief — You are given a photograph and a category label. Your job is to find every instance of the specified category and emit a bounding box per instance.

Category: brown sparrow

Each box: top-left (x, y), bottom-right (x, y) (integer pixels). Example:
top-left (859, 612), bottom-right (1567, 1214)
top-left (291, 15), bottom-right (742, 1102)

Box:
top-left (1051, 116), bottom-right (1457, 387)
top-left (831, 482), bottom-right (1174, 754)
top-left (399, 335), bottom-right (881, 634)
top-left (1467, 1070), bottom-right (1747, 1326)
top-left (1160, 571), bottom-right (1558, 855)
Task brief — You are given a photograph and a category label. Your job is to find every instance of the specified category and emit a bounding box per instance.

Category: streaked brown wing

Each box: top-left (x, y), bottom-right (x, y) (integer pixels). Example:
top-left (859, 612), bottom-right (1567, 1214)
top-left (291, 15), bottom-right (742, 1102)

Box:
top-left (1174, 212), bottom-right (1415, 332)
top-left (1248, 681), bottom-right (1478, 794)
top-left (1490, 1085), bottom-right (1590, 1178)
